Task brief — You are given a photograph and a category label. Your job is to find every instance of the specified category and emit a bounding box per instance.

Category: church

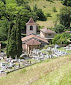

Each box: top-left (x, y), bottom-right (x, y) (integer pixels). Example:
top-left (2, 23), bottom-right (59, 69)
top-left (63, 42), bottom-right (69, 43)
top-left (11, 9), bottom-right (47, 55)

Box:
top-left (22, 18), bottom-right (55, 54)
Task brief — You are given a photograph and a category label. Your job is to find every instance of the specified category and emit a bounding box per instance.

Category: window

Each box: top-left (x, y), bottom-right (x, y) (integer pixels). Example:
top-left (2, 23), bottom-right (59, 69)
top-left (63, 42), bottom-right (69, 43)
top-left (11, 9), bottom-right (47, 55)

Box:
top-left (30, 26), bottom-right (33, 30)
top-left (48, 34), bottom-right (51, 36)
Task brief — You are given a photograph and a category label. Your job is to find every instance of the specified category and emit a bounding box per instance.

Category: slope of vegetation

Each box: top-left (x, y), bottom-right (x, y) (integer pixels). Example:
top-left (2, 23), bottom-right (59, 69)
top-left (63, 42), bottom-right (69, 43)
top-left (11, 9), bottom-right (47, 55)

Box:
top-left (29, 0), bottom-right (64, 28)
top-left (0, 55), bottom-right (71, 85)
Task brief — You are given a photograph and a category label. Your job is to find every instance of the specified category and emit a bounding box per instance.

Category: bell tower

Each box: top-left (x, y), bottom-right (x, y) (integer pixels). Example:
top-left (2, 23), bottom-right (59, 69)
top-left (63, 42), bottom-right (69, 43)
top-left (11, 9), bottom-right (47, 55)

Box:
top-left (26, 18), bottom-right (37, 36)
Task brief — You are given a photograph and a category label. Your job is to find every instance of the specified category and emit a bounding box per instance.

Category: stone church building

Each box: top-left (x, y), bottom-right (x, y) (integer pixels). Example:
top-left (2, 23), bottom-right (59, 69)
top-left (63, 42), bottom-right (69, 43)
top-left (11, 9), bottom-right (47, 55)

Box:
top-left (22, 18), bottom-right (55, 54)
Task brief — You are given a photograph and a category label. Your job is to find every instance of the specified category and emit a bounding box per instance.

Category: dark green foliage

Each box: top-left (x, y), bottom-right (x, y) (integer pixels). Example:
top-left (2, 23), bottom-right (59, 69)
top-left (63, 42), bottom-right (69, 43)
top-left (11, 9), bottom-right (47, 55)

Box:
top-left (54, 24), bottom-right (65, 33)
top-left (7, 15), bottom-right (22, 58)
top-left (0, 1), bottom-right (5, 19)
top-left (59, 7), bottom-right (71, 29)
top-left (16, 0), bottom-right (27, 6)
top-left (7, 23), bottom-right (17, 58)
top-left (36, 9), bottom-right (47, 21)
top-left (62, 0), bottom-right (71, 6)
top-left (52, 33), bottom-right (71, 45)
top-left (46, 0), bottom-right (53, 2)
top-left (0, 18), bottom-right (9, 41)
top-left (1, 0), bottom-right (6, 4)
top-left (52, 7), bottom-right (57, 12)
top-left (16, 14), bottom-right (22, 58)
top-left (33, 4), bottom-right (47, 21)
top-left (0, 0), bottom-right (38, 41)
top-left (8, 26), bottom-right (17, 58)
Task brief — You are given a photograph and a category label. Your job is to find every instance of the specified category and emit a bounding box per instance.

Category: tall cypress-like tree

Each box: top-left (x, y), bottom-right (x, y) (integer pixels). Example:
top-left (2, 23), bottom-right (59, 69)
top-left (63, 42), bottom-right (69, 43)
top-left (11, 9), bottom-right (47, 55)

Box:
top-left (7, 22), bottom-right (17, 58)
top-left (6, 22), bottom-right (14, 57)
top-left (16, 14), bottom-right (22, 58)
top-left (8, 25), bottom-right (17, 58)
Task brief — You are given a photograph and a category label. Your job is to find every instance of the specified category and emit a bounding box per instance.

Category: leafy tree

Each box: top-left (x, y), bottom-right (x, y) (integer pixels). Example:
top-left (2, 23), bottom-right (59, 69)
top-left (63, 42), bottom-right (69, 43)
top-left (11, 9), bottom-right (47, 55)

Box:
top-left (0, 1), bottom-right (5, 19)
top-left (52, 33), bottom-right (71, 45)
top-left (59, 7), bottom-right (71, 29)
top-left (36, 9), bottom-right (47, 21)
top-left (52, 34), bottom-right (61, 44)
top-left (16, 0), bottom-right (24, 6)
top-left (33, 4), bottom-right (46, 21)
top-left (0, 18), bottom-right (9, 41)
top-left (1, 0), bottom-right (6, 4)
top-left (62, 0), bottom-right (71, 6)
top-left (54, 24), bottom-right (65, 33)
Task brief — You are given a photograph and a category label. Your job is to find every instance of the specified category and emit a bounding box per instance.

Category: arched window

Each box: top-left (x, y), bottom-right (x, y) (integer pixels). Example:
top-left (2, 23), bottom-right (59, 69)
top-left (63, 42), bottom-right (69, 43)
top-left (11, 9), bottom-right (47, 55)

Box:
top-left (30, 26), bottom-right (33, 30)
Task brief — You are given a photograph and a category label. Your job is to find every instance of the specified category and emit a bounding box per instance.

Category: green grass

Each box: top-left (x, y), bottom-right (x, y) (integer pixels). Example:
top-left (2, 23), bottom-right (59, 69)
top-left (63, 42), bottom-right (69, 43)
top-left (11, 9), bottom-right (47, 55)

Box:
top-left (58, 47), bottom-right (71, 54)
top-left (0, 55), bottom-right (71, 85)
top-left (29, 0), bottom-right (64, 28)
top-left (30, 59), bottom-right (71, 85)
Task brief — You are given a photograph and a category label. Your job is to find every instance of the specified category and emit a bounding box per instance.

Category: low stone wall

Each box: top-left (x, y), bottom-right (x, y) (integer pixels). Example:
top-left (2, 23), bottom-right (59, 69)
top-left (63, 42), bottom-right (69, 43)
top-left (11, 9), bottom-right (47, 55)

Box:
top-left (6, 62), bottom-right (36, 74)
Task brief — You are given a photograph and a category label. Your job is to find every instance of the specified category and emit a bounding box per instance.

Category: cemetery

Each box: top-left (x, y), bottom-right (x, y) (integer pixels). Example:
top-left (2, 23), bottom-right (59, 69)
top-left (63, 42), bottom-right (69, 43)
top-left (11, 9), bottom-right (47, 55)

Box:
top-left (0, 44), bottom-right (70, 76)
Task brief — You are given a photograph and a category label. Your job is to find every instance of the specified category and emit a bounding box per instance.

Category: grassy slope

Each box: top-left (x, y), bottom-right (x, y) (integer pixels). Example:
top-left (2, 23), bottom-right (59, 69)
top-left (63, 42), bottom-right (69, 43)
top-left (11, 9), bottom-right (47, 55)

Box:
top-left (0, 55), bottom-right (71, 85)
top-left (5, 0), bottom-right (64, 28)
top-left (29, 0), bottom-right (64, 28)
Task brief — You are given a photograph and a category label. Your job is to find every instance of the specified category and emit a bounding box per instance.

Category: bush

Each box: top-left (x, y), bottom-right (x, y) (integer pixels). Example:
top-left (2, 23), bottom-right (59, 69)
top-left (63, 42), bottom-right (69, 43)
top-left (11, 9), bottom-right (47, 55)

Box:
top-left (52, 7), bottom-right (57, 12)
top-left (54, 24), bottom-right (65, 33)
top-left (52, 33), bottom-right (71, 45)
top-left (46, 13), bottom-right (52, 17)
top-left (33, 4), bottom-right (47, 21)
top-left (46, 0), bottom-right (53, 2)
top-left (62, 0), bottom-right (71, 6)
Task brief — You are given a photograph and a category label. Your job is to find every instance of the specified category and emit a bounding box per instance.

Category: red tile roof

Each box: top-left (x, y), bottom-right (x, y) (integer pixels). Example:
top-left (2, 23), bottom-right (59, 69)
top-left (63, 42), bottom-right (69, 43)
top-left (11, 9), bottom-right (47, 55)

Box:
top-left (26, 18), bottom-right (36, 25)
top-left (26, 39), bottom-right (41, 45)
top-left (40, 28), bottom-right (55, 34)
top-left (22, 34), bottom-right (48, 43)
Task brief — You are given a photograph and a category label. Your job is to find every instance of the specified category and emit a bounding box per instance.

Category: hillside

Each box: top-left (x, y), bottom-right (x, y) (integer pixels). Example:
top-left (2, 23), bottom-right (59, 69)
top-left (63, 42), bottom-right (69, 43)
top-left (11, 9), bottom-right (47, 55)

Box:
top-left (6, 0), bottom-right (64, 28)
top-left (29, 0), bottom-right (64, 28)
top-left (0, 55), bottom-right (71, 85)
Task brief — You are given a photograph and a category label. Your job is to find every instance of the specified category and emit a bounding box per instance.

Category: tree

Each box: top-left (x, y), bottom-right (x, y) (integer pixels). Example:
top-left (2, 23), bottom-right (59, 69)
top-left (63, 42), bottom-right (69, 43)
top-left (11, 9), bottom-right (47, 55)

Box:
top-left (7, 23), bottom-right (17, 58)
top-left (62, 0), bottom-right (71, 6)
top-left (0, 18), bottom-right (9, 41)
top-left (33, 4), bottom-right (47, 21)
top-left (52, 33), bottom-right (71, 45)
top-left (54, 24), bottom-right (65, 33)
top-left (1, 0), bottom-right (6, 4)
top-left (52, 34), bottom-right (61, 44)
top-left (36, 9), bottom-right (46, 21)
top-left (59, 7), bottom-right (71, 29)
top-left (16, 14), bottom-right (22, 58)
top-left (0, 1), bottom-right (5, 19)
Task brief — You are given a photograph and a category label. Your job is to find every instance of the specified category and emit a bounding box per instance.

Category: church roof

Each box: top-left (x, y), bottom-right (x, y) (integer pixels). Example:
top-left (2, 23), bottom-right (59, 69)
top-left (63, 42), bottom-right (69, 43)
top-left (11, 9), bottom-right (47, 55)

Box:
top-left (22, 34), bottom-right (48, 44)
top-left (26, 18), bottom-right (36, 25)
top-left (26, 39), bottom-right (41, 45)
top-left (40, 28), bottom-right (55, 34)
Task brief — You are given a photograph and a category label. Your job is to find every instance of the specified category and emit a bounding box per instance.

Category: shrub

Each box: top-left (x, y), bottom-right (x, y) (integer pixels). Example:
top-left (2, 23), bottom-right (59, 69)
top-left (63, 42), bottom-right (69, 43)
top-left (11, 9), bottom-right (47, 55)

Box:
top-left (46, 13), bottom-right (52, 17)
top-left (54, 24), bottom-right (65, 33)
top-left (52, 33), bottom-right (71, 45)
top-left (52, 7), bottom-right (57, 12)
